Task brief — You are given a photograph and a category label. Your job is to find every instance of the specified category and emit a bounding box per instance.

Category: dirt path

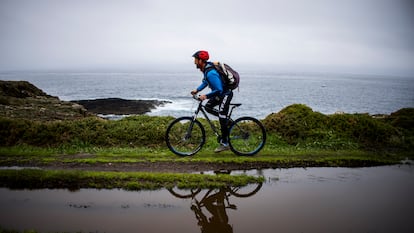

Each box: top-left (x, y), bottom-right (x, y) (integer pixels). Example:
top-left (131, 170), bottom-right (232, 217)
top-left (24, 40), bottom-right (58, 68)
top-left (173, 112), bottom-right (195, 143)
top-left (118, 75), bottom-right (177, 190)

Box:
top-left (37, 161), bottom-right (284, 173)
top-left (2, 152), bottom-right (394, 173)
top-left (12, 159), bottom-right (384, 173)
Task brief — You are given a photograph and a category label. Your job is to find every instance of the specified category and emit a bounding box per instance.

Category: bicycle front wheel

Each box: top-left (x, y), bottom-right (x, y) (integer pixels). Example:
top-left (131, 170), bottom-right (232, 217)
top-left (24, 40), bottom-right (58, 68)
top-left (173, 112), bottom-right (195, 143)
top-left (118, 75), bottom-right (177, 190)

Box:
top-left (165, 117), bottom-right (205, 156)
top-left (229, 116), bottom-right (266, 156)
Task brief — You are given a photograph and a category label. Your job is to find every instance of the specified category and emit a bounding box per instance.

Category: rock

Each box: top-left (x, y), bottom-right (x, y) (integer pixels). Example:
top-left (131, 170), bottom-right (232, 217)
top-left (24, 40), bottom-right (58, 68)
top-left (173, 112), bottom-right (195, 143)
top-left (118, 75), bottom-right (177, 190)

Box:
top-left (71, 98), bottom-right (171, 115)
top-left (0, 80), bottom-right (170, 120)
top-left (0, 80), bottom-right (89, 121)
top-left (0, 80), bottom-right (53, 98)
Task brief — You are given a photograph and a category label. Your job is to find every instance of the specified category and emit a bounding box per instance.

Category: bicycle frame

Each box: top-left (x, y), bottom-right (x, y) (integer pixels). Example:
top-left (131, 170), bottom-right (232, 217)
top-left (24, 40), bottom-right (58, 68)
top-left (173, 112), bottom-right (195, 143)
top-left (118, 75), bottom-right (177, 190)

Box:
top-left (166, 95), bottom-right (266, 156)
top-left (191, 96), bottom-right (239, 139)
top-left (192, 101), bottom-right (221, 138)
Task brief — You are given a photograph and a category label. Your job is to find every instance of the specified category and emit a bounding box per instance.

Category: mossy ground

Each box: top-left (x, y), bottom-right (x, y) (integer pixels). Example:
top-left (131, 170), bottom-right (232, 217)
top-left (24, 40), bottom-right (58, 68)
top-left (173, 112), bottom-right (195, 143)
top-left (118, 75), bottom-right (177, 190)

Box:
top-left (0, 168), bottom-right (264, 191)
top-left (1, 104), bottom-right (413, 191)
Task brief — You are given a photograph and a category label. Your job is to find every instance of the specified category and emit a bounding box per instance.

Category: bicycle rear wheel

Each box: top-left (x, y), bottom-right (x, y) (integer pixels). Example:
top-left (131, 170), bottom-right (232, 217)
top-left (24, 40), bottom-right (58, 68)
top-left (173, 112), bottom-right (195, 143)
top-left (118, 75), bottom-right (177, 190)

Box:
top-left (229, 116), bottom-right (266, 156)
top-left (167, 187), bottom-right (201, 198)
top-left (165, 117), bottom-right (205, 156)
top-left (229, 182), bottom-right (263, 197)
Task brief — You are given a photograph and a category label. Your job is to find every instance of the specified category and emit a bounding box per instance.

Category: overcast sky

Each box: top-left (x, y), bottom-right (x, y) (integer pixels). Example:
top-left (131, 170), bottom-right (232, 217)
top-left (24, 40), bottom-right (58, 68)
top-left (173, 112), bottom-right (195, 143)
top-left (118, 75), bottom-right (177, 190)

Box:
top-left (1, 0), bottom-right (413, 75)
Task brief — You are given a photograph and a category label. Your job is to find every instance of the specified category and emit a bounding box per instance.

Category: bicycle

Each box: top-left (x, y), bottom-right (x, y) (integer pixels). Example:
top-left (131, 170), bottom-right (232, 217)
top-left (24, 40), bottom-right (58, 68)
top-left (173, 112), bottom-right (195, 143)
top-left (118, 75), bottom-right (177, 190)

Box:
top-left (168, 170), bottom-right (263, 199)
top-left (168, 178), bottom-right (263, 233)
top-left (165, 95), bottom-right (266, 156)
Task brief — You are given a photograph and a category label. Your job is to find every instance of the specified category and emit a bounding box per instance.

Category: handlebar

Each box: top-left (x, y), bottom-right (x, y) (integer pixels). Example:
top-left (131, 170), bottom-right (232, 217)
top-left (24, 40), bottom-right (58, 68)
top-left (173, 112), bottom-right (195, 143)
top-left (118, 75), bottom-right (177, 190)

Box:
top-left (192, 94), bottom-right (202, 101)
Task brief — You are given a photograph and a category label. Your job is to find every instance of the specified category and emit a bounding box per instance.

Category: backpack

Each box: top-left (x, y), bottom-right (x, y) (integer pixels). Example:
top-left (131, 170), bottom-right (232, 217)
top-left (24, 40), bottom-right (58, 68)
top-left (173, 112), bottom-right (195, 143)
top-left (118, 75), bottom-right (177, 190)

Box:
top-left (207, 62), bottom-right (240, 90)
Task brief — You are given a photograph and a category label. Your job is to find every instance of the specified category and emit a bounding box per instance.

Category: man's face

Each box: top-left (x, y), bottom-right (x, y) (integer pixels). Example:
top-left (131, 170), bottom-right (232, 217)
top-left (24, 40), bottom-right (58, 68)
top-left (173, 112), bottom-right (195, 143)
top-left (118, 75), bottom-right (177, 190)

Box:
top-left (194, 58), bottom-right (202, 70)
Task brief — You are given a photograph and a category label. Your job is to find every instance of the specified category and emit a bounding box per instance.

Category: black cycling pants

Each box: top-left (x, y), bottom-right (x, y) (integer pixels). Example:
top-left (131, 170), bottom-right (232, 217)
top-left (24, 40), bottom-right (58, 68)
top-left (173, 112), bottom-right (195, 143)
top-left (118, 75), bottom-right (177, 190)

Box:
top-left (205, 91), bottom-right (233, 143)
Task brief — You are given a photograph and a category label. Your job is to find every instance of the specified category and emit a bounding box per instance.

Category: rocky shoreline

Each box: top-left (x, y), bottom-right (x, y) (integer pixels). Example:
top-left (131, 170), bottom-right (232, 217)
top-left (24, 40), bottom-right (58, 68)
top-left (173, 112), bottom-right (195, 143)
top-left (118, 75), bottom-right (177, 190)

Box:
top-left (0, 80), bottom-right (170, 120)
top-left (71, 98), bottom-right (170, 115)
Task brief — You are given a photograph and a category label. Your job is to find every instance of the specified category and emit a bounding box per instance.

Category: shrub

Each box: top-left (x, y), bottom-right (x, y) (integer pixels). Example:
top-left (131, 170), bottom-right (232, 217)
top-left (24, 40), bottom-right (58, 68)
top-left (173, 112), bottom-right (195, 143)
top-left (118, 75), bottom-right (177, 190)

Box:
top-left (1, 105), bottom-right (412, 151)
top-left (328, 113), bottom-right (402, 148)
top-left (386, 108), bottom-right (414, 133)
top-left (263, 104), bottom-right (411, 150)
top-left (0, 115), bottom-right (174, 147)
top-left (263, 104), bottom-right (329, 144)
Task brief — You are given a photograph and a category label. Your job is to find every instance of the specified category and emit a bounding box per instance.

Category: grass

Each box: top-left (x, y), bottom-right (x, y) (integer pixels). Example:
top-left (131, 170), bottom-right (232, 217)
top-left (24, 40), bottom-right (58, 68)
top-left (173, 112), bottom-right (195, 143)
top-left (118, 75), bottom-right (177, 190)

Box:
top-left (0, 168), bottom-right (264, 191)
top-left (1, 106), bottom-right (413, 151)
top-left (0, 142), bottom-right (407, 168)
top-left (1, 141), bottom-right (405, 191)
top-left (0, 104), bottom-right (413, 191)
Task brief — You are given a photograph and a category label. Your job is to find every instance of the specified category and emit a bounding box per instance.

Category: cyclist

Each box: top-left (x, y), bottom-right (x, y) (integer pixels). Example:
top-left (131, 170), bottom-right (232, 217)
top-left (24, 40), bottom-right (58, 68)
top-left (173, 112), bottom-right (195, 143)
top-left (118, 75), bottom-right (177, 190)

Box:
top-left (191, 50), bottom-right (233, 153)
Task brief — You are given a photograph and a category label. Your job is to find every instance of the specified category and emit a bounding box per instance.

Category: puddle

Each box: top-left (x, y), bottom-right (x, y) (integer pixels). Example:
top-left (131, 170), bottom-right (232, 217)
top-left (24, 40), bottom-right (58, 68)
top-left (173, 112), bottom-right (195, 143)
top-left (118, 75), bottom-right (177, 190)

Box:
top-left (1, 165), bottom-right (413, 233)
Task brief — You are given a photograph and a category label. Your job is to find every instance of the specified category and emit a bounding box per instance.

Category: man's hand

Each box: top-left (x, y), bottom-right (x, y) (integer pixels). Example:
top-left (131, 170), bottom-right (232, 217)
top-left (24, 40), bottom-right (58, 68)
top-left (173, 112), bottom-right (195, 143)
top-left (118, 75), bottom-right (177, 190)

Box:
top-left (199, 94), bottom-right (207, 101)
top-left (190, 89), bottom-right (198, 95)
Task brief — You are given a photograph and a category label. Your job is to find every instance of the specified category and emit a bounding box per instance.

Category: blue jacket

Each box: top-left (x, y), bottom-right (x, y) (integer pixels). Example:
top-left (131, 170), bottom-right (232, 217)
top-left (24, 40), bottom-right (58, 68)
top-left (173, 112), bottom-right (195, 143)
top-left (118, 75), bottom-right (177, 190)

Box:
top-left (196, 62), bottom-right (224, 99)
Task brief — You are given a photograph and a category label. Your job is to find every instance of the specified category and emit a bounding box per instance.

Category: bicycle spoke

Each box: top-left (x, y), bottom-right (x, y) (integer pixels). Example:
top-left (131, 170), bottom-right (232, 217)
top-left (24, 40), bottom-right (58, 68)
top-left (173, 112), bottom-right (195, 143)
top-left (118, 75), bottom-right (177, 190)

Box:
top-left (166, 117), bottom-right (205, 156)
top-left (166, 97), bottom-right (265, 156)
top-left (229, 117), bottom-right (266, 156)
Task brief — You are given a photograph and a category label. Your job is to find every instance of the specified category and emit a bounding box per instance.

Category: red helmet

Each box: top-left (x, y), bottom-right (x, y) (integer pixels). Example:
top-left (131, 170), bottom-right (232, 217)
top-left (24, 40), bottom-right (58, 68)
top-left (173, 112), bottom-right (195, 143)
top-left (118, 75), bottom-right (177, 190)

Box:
top-left (192, 50), bottom-right (209, 61)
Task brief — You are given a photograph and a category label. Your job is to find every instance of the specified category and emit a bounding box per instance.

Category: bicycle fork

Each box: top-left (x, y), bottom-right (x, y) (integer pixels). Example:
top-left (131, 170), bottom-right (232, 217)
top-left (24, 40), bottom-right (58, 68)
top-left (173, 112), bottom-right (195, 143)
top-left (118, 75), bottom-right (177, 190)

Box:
top-left (191, 104), bottom-right (221, 139)
top-left (199, 107), bottom-right (221, 138)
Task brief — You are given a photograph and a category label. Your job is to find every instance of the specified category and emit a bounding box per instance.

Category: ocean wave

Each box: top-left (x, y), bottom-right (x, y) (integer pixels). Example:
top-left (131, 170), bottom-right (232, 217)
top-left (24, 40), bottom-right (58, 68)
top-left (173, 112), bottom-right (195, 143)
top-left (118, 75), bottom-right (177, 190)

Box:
top-left (149, 98), bottom-right (196, 117)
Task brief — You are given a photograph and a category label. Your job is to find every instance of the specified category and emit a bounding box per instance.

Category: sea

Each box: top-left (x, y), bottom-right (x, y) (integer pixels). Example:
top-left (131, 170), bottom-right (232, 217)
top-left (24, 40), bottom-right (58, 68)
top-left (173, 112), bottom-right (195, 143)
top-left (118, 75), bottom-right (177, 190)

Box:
top-left (1, 70), bottom-right (413, 120)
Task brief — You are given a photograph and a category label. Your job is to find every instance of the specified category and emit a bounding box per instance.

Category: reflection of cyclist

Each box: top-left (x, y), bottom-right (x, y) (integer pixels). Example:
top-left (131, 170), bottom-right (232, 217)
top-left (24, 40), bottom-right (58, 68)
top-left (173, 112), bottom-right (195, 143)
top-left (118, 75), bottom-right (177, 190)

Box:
top-left (190, 50), bottom-right (233, 153)
top-left (192, 188), bottom-right (234, 233)
top-left (168, 180), bottom-right (262, 233)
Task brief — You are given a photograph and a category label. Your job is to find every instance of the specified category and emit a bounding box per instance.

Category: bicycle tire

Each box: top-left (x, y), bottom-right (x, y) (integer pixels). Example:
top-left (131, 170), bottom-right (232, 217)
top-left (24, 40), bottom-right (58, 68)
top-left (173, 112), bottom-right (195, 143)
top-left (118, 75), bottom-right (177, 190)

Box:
top-left (229, 182), bottom-right (263, 197)
top-left (228, 116), bottom-right (266, 156)
top-left (167, 187), bottom-right (202, 199)
top-left (165, 116), bottom-right (206, 156)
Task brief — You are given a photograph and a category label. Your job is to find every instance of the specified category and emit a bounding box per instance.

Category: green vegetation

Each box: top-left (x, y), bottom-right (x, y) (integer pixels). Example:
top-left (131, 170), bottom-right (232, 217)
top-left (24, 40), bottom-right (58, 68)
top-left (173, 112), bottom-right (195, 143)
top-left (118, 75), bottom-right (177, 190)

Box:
top-left (0, 104), bottom-right (413, 190)
top-left (0, 144), bottom-right (402, 166)
top-left (0, 169), bottom-right (263, 191)
top-left (0, 115), bottom-right (173, 147)
top-left (263, 104), bottom-right (414, 151)
top-left (1, 104), bottom-right (412, 153)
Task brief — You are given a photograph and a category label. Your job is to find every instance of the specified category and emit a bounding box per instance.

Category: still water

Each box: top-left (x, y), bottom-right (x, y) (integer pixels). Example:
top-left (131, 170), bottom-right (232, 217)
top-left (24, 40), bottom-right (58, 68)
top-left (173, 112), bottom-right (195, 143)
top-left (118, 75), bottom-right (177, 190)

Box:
top-left (1, 165), bottom-right (413, 233)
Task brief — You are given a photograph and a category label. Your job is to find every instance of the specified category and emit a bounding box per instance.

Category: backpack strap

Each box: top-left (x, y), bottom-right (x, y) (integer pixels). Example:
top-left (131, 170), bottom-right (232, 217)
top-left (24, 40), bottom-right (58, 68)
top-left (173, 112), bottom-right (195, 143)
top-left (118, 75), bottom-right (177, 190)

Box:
top-left (203, 62), bottom-right (217, 85)
top-left (204, 61), bottom-right (230, 91)
top-left (203, 62), bottom-right (215, 76)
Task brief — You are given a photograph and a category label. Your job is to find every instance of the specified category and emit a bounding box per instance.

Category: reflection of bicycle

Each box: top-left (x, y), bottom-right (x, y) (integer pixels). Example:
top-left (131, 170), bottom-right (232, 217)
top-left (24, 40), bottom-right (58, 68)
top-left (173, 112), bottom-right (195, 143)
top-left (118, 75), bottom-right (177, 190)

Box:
top-left (165, 95), bottom-right (266, 156)
top-left (168, 176), bottom-right (262, 233)
top-left (168, 182), bottom-right (263, 199)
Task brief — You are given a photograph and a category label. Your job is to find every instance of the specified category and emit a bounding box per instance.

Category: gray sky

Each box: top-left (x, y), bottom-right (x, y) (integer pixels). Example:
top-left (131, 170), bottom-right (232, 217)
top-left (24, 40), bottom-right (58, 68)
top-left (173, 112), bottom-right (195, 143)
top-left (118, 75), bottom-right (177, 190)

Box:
top-left (1, 0), bottom-right (413, 75)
